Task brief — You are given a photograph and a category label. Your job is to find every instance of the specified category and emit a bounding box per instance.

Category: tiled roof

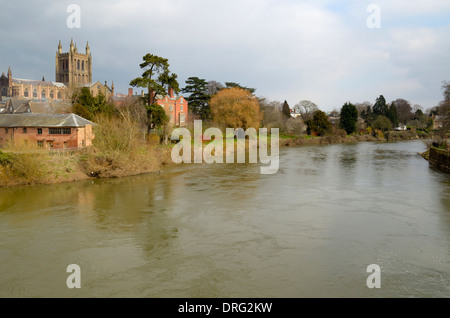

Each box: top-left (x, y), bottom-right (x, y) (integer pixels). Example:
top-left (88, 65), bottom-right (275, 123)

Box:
top-left (0, 113), bottom-right (96, 127)
top-left (12, 78), bottom-right (67, 88)
top-left (0, 99), bottom-right (31, 114)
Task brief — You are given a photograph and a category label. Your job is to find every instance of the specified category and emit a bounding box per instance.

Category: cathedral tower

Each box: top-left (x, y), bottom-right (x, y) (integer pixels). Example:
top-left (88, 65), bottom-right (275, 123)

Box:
top-left (55, 39), bottom-right (92, 85)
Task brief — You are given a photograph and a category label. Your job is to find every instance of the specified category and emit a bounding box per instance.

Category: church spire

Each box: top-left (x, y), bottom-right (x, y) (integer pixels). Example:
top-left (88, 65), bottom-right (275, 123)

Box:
top-left (86, 41), bottom-right (90, 55)
top-left (58, 40), bottom-right (62, 54)
top-left (7, 66), bottom-right (12, 79)
top-left (70, 38), bottom-right (74, 53)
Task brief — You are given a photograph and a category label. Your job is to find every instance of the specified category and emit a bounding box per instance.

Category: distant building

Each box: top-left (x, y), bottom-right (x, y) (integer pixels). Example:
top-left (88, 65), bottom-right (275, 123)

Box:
top-left (327, 111), bottom-right (340, 126)
top-left (432, 115), bottom-right (444, 130)
top-left (110, 88), bottom-right (139, 107)
top-left (111, 87), bottom-right (189, 127)
top-left (394, 124), bottom-right (407, 131)
top-left (290, 108), bottom-right (301, 118)
top-left (0, 113), bottom-right (95, 149)
top-left (0, 39), bottom-right (113, 102)
top-left (55, 39), bottom-right (92, 85)
top-left (0, 98), bottom-right (71, 114)
top-left (156, 87), bottom-right (188, 126)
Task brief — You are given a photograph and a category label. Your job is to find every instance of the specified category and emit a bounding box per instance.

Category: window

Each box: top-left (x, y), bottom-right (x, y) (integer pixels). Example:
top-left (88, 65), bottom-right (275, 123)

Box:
top-left (77, 60), bottom-right (80, 70)
top-left (5, 128), bottom-right (8, 134)
top-left (37, 141), bottom-right (44, 148)
top-left (169, 104), bottom-right (173, 112)
top-left (33, 89), bottom-right (37, 98)
top-left (57, 91), bottom-right (62, 100)
top-left (82, 61), bottom-right (84, 71)
top-left (50, 90), bottom-right (54, 99)
top-left (22, 128), bottom-right (27, 134)
top-left (41, 90), bottom-right (46, 98)
top-left (24, 88), bottom-right (29, 97)
top-left (37, 128), bottom-right (42, 135)
top-left (49, 128), bottom-right (71, 135)
top-left (46, 141), bottom-right (53, 149)
top-left (180, 105), bottom-right (184, 112)
top-left (180, 114), bottom-right (186, 123)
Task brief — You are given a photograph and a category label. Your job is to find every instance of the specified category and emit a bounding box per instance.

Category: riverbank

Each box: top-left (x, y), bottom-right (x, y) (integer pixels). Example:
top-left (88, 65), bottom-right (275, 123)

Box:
top-left (421, 147), bottom-right (450, 173)
top-left (0, 145), bottom-right (173, 188)
top-left (0, 130), bottom-right (433, 188)
top-left (280, 130), bottom-right (428, 147)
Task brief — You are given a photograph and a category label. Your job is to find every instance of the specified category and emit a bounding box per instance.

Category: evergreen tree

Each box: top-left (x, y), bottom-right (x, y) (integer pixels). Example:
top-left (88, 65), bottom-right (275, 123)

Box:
top-left (339, 102), bottom-right (358, 134)
top-left (72, 87), bottom-right (115, 120)
top-left (130, 53), bottom-right (180, 133)
top-left (373, 95), bottom-right (388, 117)
top-left (182, 77), bottom-right (211, 120)
top-left (282, 100), bottom-right (291, 119)
top-left (307, 110), bottom-right (332, 136)
top-left (386, 103), bottom-right (398, 127)
top-left (224, 82), bottom-right (256, 94)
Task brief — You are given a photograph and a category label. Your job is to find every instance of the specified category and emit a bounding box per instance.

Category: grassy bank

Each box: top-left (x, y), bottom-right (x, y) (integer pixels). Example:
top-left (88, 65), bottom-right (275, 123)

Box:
top-left (280, 130), bottom-right (431, 147)
top-left (0, 114), bottom-right (173, 188)
top-left (0, 125), bottom-right (436, 188)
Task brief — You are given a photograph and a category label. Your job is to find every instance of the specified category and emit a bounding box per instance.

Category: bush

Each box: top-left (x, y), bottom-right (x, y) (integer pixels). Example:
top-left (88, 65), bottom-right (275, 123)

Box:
top-left (80, 113), bottom-right (169, 178)
top-left (285, 117), bottom-right (306, 136)
top-left (0, 151), bottom-right (12, 165)
top-left (335, 129), bottom-right (348, 137)
top-left (372, 116), bottom-right (392, 132)
top-left (4, 151), bottom-right (47, 184)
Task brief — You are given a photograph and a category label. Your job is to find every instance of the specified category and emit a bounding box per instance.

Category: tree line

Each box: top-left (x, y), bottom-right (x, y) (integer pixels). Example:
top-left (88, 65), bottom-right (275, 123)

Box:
top-left (71, 52), bottom-right (449, 141)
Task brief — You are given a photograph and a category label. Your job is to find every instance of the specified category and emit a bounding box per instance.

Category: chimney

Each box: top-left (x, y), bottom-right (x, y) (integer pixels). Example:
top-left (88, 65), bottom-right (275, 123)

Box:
top-left (168, 87), bottom-right (174, 98)
top-left (128, 88), bottom-right (133, 97)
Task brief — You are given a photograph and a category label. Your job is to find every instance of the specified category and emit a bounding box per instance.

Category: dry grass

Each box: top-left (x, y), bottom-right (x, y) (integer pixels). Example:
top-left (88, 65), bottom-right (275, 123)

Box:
top-left (78, 113), bottom-right (172, 178)
top-left (0, 113), bottom-right (173, 187)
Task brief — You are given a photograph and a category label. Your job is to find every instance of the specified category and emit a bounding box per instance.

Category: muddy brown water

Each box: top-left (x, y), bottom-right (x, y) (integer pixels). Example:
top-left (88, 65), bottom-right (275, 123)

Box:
top-left (0, 140), bottom-right (449, 297)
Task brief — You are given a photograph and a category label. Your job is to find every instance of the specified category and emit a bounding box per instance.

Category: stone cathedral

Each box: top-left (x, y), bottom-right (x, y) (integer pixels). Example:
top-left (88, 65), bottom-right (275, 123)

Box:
top-left (0, 39), bottom-right (113, 101)
top-left (56, 39), bottom-right (92, 85)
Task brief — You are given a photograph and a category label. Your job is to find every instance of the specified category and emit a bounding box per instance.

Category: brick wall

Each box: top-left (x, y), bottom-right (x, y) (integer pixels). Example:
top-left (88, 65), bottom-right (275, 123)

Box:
top-left (157, 96), bottom-right (188, 126)
top-left (0, 126), bottom-right (95, 149)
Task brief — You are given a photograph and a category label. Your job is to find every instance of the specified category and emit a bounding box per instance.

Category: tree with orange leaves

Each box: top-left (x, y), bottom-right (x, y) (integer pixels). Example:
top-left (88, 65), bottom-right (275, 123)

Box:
top-left (210, 87), bottom-right (263, 130)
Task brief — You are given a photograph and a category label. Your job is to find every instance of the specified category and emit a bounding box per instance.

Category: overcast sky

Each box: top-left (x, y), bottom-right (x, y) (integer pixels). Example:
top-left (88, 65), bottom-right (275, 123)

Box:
top-left (0, 0), bottom-right (449, 111)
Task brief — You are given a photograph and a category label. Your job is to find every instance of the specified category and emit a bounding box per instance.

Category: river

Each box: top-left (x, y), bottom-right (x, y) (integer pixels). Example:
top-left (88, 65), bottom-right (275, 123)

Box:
top-left (0, 140), bottom-right (449, 297)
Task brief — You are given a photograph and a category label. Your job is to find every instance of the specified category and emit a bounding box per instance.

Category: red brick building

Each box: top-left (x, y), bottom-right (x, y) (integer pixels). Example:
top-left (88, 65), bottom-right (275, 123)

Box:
top-left (0, 113), bottom-right (95, 150)
top-left (156, 87), bottom-right (188, 126)
top-left (111, 87), bottom-right (189, 127)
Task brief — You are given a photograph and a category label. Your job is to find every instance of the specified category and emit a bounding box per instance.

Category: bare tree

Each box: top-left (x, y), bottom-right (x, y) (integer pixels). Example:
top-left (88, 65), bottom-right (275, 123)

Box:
top-left (392, 98), bottom-right (413, 124)
top-left (355, 101), bottom-right (372, 116)
top-left (413, 104), bottom-right (423, 113)
top-left (437, 81), bottom-right (450, 136)
top-left (260, 99), bottom-right (286, 131)
top-left (294, 100), bottom-right (318, 122)
top-left (206, 80), bottom-right (224, 96)
top-left (285, 117), bottom-right (306, 136)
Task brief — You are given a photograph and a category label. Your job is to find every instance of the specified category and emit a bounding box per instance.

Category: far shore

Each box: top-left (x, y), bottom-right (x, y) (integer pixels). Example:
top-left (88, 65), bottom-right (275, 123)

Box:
top-left (0, 130), bottom-right (434, 188)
